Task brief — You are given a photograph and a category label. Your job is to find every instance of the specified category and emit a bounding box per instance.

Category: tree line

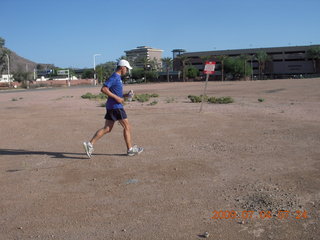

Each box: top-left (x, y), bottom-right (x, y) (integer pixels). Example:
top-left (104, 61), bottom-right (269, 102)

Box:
top-left (1, 36), bottom-right (320, 84)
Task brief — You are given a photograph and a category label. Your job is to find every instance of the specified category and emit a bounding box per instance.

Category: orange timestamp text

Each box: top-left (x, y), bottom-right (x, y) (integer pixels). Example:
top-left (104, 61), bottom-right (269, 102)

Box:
top-left (211, 210), bottom-right (308, 220)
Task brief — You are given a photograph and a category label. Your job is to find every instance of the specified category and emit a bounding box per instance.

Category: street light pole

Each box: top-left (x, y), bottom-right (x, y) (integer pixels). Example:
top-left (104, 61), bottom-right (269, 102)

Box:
top-left (5, 53), bottom-right (10, 87)
top-left (93, 53), bottom-right (101, 85)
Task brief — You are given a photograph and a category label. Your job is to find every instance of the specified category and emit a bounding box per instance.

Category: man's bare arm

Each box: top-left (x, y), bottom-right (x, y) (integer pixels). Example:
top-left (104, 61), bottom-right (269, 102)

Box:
top-left (101, 86), bottom-right (124, 104)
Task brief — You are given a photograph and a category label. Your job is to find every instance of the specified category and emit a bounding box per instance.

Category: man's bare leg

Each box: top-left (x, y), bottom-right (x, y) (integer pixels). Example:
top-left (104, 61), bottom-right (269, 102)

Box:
top-left (90, 120), bottom-right (114, 145)
top-left (118, 118), bottom-right (132, 150)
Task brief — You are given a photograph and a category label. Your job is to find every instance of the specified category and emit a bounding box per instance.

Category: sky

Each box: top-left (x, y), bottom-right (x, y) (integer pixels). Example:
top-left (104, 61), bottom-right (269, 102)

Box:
top-left (1, 0), bottom-right (320, 68)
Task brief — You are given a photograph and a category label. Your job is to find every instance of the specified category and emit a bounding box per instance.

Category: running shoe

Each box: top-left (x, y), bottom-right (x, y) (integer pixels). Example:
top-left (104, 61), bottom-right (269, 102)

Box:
top-left (83, 142), bottom-right (94, 158)
top-left (127, 145), bottom-right (144, 156)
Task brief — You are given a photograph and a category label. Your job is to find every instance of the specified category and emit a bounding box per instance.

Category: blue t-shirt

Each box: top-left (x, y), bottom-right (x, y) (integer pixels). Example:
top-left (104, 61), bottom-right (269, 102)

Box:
top-left (104, 72), bottom-right (123, 109)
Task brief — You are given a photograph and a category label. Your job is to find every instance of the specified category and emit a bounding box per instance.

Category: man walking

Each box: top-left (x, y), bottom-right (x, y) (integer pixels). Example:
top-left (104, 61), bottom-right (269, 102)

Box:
top-left (83, 59), bottom-right (143, 158)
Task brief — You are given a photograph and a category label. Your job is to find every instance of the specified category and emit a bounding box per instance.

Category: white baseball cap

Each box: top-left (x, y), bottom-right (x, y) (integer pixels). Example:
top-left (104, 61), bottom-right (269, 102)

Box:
top-left (117, 59), bottom-right (133, 70)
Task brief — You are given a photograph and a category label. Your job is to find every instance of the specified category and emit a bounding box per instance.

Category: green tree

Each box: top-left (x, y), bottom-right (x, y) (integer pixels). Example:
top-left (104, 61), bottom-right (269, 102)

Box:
top-left (200, 55), bottom-right (212, 65)
top-left (187, 66), bottom-right (199, 79)
top-left (131, 68), bottom-right (144, 80)
top-left (177, 55), bottom-right (190, 82)
top-left (117, 55), bottom-right (129, 61)
top-left (162, 57), bottom-right (173, 82)
top-left (149, 58), bottom-right (161, 71)
top-left (132, 57), bottom-right (158, 82)
top-left (82, 69), bottom-right (94, 79)
top-left (256, 51), bottom-right (270, 79)
top-left (249, 54), bottom-right (256, 80)
top-left (145, 70), bottom-right (158, 81)
top-left (239, 54), bottom-right (251, 80)
top-left (105, 61), bottom-right (117, 76)
top-left (36, 64), bottom-right (45, 70)
top-left (140, 56), bottom-right (151, 83)
top-left (307, 46), bottom-right (320, 73)
top-left (224, 57), bottom-right (252, 80)
top-left (0, 37), bottom-right (9, 74)
top-left (215, 55), bottom-right (228, 81)
top-left (96, 61), bottom-right (117, 83)
top-left (13, 71), bottom-right (28, 83)
top-left (0, 37), bottom-right (4, 48)
top-left (96, 65), bottom-right (105, 84)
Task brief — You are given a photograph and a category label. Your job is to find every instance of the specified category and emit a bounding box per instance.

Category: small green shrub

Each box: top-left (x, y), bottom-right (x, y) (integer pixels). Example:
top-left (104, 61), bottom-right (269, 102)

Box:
top-left (258, 98), bottom-right (265, 102)
top-left (188, 95), bottom-right (208, 103)
top-left (188, 95), bottom-right (234, 104)
top-left (134, 94), bottom-right (150, 102)
top-left (81, 92), bottom-right (108, 100)
top-left (81, 92), bottom-right (95, 99)
top-left (208, 96), bottom-right (234, 104)
top-left (96, 93), bottom-right (108, 100)
top-left (11, 97), bottom-right (23, 101)
top-left (149, 100), bottom-right (158, 106)
top-left (134, 93), bottom-right (159, 102)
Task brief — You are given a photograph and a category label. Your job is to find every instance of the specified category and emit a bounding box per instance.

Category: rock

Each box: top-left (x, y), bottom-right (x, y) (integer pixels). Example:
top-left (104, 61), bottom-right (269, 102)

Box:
top-left (203, 231), bottom-right (209, 238)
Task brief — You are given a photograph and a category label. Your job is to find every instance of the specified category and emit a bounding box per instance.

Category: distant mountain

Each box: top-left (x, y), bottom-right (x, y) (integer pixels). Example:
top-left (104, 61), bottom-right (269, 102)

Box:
top-left (0, 47), bottom-right (54, 73)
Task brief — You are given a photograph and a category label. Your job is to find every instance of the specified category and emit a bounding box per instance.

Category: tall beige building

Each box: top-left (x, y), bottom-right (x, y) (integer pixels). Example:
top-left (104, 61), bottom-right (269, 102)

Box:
top-left (125, 46), bottom-right (163, 69)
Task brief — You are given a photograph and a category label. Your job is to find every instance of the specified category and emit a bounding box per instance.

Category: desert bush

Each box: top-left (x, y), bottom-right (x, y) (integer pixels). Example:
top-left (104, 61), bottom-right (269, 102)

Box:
top-left (134, 94), bottom-right (150, 102)
top-left (188, 95), bottom-right (234, 104)
top-left (134, 93), bottom-right (159, 102)
top-left (81, 92), bottom-right (107, 100)
top-left (207, 96), bottom-right (234, 104)
top-left (149, 100), bottom-right (158, 106)
top-left (188, 95), bottom-right (208, 103)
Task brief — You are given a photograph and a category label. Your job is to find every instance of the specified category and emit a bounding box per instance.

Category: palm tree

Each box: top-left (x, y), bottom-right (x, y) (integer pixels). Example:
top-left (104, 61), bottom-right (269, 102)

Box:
top-left (116, 55), bottom-right (129, 62)
top-left (239, 54), bottom-right (251, 80)
top-left (200, 55), bottom-right (212, 65)
top-left (249, 54), bottom-right (256, 80)
top-left (149, 57), bottom-right (161, 71)
top-left (162, 57), bottom-right (173, 82)
top-left (140, 56), bottom-right (151, 83)
top-left (256, 51), bottom-right (270, 80)
top-left (215, 55), bottom-right (228, 81)
top-left (307, 47), bottom-right (320, 73)
top-left (177, 55), bottom-right (190, 82)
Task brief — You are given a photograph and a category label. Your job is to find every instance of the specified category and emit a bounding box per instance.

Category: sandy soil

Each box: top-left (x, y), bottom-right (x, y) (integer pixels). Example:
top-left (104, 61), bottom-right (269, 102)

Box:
top-left (0, 79), bottom-right (319, 240)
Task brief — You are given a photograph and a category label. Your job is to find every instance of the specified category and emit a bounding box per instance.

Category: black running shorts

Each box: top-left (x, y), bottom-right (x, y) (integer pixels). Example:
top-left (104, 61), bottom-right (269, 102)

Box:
top-left (104, 108), bottom-right (127, 121)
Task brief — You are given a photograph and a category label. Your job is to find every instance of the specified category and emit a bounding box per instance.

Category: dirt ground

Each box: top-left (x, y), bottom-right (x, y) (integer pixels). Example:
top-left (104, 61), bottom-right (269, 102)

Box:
top-left (0, 79), bottom-right (319, 240)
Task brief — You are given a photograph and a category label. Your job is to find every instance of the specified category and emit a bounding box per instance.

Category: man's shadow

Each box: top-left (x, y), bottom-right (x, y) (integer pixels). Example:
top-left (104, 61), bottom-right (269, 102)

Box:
top-left (0, 149), bottom-right (126, 160)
